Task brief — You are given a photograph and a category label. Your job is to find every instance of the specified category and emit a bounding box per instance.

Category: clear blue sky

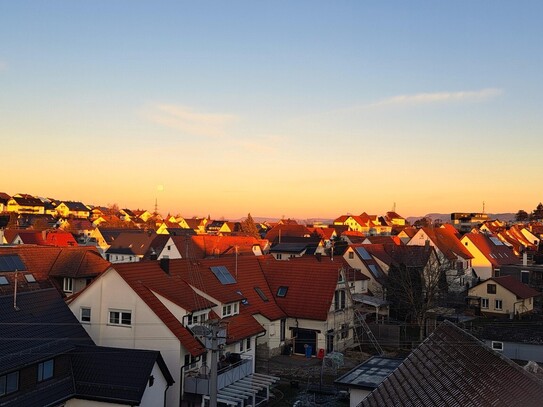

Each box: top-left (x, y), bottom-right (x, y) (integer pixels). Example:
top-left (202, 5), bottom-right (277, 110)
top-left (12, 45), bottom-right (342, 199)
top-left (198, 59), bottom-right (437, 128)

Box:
top-left (1, 1), bottom-right (542, 219)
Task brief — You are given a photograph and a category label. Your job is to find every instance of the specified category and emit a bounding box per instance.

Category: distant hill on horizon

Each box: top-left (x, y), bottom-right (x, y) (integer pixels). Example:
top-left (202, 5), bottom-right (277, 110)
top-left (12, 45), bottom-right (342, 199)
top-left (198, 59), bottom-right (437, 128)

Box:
top-left (406, 213), bottom-right (516, 224)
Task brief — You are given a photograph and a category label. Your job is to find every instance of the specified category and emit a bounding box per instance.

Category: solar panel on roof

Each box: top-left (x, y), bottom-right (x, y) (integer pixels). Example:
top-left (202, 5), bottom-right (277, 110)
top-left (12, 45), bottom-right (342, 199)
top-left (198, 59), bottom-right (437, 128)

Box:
top-left (0, 255), bottom-right (26, 272)
top-left (368, 264), bottom-right (384, 279)
top-left (355, 247), bottom-right (373, 260)
top-left (210, 266), bottom-right (236, 285)
top-left (489, 237), bottom-right (503, 246)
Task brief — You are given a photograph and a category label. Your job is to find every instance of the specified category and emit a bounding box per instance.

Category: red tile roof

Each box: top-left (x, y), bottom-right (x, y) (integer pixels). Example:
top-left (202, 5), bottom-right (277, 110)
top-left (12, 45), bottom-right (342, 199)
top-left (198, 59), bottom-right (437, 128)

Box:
top-left (463, 232), bottom-right (517, 267)
top-left (486, 275), bottom-right (540, 299)
top-left (223, 313), bottom-right (266, 343)
top-left (259, 256), bottom-right (346, 321)
top-left (112, 261), bottom-right (212, 357)
top-left (265, 224), bottom-right (311, 241)
top-left (420, 227), bottom-right (473, 261)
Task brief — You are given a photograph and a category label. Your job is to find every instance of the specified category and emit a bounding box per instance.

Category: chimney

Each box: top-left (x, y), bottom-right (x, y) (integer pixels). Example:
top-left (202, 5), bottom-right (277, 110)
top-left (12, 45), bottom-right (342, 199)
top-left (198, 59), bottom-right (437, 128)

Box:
top-left (160, 258), bottom-right (170, 274)
top-left (523, 248), bottom-right (528, 267)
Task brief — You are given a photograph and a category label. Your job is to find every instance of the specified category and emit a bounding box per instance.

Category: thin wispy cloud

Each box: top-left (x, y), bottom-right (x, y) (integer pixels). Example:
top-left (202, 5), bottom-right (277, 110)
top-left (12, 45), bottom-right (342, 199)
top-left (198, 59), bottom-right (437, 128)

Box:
top-left (369, 88), bottom-right (503, 108)
top-left (147, 104), bottom-right (239, 138)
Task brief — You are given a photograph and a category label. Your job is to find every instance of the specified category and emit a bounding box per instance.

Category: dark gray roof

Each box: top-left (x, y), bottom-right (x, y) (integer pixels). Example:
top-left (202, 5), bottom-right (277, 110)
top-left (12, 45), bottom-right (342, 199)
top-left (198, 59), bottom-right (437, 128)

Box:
top-left (70, 345), bottom-right (174, 403)
top-left (476, 321), bottom-right (543, 345)
top-left (360, 321), bottom-right (543, 407)
top-left (0, 289), bottom-right (173, 406)
top-left (0, 288), bottom-right (94, 374)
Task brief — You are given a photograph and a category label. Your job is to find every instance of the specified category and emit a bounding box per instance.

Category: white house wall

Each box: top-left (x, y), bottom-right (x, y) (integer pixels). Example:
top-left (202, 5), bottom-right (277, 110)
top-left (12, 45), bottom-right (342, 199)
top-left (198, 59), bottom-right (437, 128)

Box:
top-left (68, 269), bottom-right (184, 407)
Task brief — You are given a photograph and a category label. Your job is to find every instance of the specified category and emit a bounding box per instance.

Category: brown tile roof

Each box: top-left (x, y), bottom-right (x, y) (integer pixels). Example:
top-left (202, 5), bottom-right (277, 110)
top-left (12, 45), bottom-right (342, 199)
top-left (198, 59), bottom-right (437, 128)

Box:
top-left (260, 255), bottom-right (346, 321)
top-left (0, 246), bottom-right (109, 281)
top-left (360, 321), bottom-right (543, 407)
top-left (223, 313), bottom-right (266, 343)
top-left (363, 236), bottom-right (402, 246)
top-left (484, 275), bottom-right (540, 299)
top-left (265, 224), bottom-right (311, 241)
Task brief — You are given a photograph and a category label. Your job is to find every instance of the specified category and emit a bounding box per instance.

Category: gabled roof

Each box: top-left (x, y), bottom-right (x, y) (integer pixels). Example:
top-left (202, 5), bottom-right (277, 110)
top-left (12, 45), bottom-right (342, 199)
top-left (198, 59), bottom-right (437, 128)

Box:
top-left (0, 245), bottom-right (110, 285)
top-left (0, 288), bottom-right (94, 374)
top-left (384, 245), bottom-right (434, 268)
top-left (5, 229), bottom-right (46, 245)
top-left (360, 321), bottom-right (543, 407)
top-left (363, 235), bottom-right (402, 246)
top-left (9, 195), bottom-right (44, 207)
top-left (260, 255), bottom-right (345, 321)
top-left (70, 345), bottom-right (174, 403)
top-left (112, 261), bottom-right (211, 356)
top-left (418, 227), bottom-right (473, 261)
top-left (0, 191), bottom-right (11, 203)
top-left (179, 235), bottom-right (267, 259)
top-left (45, 229), bottom-right (78, 247)
top-left (474, 275), bottom-right (540, 299)
top-left (106, 231), bottom-right (157, 256)
top-left (265, 224), bottom-right (311, 241)
top-left (223, 313), bottom-right (266, 343)
top-left (462, 232), bottom-right (518, 267)
top-left (59, 201), bottom-right (90, 212)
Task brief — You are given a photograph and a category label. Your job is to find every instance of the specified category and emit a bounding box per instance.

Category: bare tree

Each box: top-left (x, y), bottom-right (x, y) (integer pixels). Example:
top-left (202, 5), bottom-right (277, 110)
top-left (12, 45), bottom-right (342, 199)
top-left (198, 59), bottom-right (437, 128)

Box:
top-left (386, 247), bottom-right (448, 341)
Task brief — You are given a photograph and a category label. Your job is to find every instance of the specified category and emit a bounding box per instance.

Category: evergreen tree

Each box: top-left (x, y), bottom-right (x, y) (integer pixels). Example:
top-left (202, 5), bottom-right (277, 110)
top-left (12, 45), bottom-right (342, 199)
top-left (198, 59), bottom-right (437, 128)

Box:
top-left (515, 209), bottom-right (529, 222)
top-left (531, 203), bottom-right (543, 221)
top-left (240, 213), bottom-right (260, 239)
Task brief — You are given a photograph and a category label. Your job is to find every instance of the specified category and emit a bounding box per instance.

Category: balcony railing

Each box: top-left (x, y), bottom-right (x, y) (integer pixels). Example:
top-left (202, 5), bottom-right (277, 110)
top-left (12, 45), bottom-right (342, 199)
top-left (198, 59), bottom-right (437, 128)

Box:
top-left (184, 355), bottom-right (253, 395)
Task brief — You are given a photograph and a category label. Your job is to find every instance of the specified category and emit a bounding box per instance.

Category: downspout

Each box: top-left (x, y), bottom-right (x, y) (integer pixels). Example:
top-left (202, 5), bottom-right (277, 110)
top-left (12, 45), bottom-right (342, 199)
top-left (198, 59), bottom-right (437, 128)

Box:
top-left (164, 382), bottom-right (171, 407)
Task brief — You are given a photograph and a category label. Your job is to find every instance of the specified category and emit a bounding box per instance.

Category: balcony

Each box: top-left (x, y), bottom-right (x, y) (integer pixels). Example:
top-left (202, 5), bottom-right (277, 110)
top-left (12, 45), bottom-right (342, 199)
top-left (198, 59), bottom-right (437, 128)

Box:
top-left (184, 354), bottom-right (253, 395)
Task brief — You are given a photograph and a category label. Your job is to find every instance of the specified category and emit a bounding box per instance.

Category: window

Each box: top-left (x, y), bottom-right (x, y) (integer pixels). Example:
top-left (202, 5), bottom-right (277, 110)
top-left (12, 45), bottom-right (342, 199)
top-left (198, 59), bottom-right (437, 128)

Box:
top-left (0, 276), bottom-right (8, 286)
top-left (37, 360), bottom-right (54, 382)
top-left (277, 286), bottom-right (288, 297)
top-left (335, 290), bottom-right (346, 311)
top-left (63, 277), bottom-right (73, 293)
top-left (246, 337), bottom-right (251, 350)
top-left (521, 270), bottom-right (530, 284)
top-left (109, 310), bottom-right (132, 326)
top-left (487, 284), bottom-right (496, 294)
top-left (348, 251), bottom-right (354, 259)
top-left (222, 304), bottom-right (232, 317)
top-left (492, 341), bottom-right (503, 351)
top-left (80, 307), bottom-right (91, 323)
top-left (280, 319), bottom-right (286, 341)
top-left (254, 287), bottom-right (269, 302)
top-left (240, 339), bottom-right (244, 352)
top-left (276, 254), bottom-right (282, 260)
top-left (495, 299), bottom-right (503, 310)
top-left (481, 298), bottom-right (489, 309)
top-left (210, 266), bottom-right (236, 284)
top-left (24, 274), bottom-right (36, 283)
top-left (0, 371), bottom-right (18, 396)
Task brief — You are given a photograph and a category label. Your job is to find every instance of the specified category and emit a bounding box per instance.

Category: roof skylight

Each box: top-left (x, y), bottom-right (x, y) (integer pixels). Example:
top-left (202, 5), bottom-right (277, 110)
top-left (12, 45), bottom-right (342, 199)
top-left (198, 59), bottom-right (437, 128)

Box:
top-left (210, 266), bottom-right (236, 285)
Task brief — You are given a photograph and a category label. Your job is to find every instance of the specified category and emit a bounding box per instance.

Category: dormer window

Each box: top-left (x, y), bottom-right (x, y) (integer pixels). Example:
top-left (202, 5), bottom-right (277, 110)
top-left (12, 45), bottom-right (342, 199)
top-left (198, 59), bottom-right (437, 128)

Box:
top-left (63, 277), bottom-right (73, 293)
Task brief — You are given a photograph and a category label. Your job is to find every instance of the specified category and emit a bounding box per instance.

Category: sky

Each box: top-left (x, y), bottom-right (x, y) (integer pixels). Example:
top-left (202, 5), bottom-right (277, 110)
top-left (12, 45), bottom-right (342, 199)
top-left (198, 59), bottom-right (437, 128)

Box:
top-left (1, 1), bottom-right (542, 220)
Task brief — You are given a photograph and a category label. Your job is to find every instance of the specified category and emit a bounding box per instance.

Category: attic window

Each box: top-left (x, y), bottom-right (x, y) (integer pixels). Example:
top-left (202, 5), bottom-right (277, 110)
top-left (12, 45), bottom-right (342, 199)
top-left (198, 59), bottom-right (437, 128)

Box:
top-left (254, 287), bottom-right (269, 302)
top-left (0, 276), bottom-right (8, 285)
top-left (24, 274), bottom-right (36, 283)
top-left (210, 266), bottom-right (236, 285)
top-left (277, 286), bottom-right (288, 297)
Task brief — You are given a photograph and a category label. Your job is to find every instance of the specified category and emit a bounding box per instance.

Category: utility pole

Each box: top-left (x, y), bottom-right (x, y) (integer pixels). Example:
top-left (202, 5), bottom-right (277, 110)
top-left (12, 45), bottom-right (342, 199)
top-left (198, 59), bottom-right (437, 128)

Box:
top-left (208, 320), bottom-right (220, 407)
